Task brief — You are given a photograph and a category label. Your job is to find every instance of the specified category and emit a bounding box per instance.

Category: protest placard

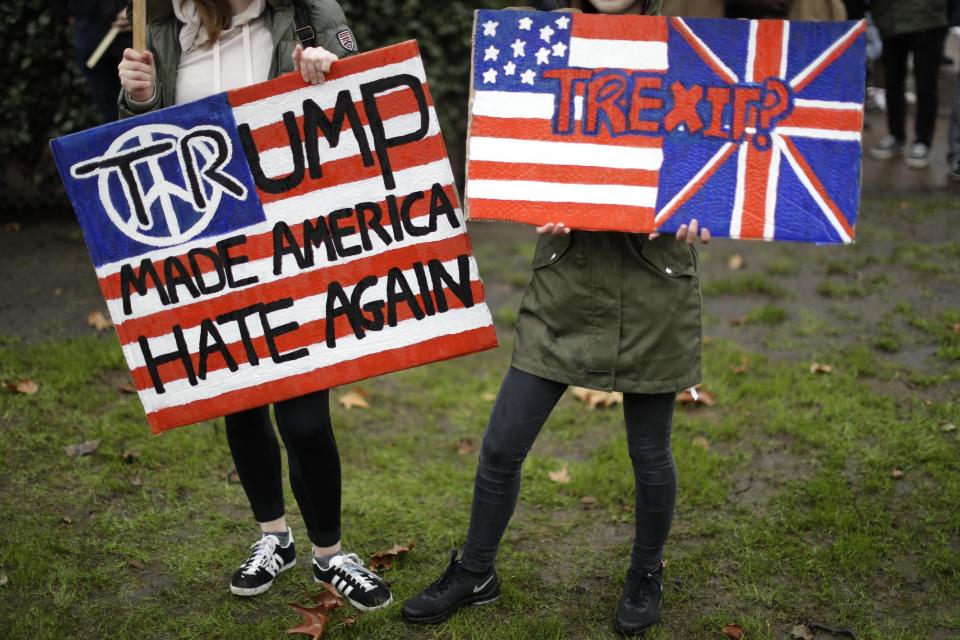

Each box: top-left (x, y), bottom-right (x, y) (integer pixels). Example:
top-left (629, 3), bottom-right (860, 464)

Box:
top-left (466, 10), bottom-right (866, 243)
top-left (52, 41), bottom-right (498, 434)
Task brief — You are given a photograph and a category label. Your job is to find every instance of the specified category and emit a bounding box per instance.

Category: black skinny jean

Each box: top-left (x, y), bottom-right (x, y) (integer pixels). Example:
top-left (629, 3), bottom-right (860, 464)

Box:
top-left (224, 389), bottom-right (341, 548)
top-left (461, 367), bottom-right (677, 574)
top-left (882, 28), bottom-right (947, 146)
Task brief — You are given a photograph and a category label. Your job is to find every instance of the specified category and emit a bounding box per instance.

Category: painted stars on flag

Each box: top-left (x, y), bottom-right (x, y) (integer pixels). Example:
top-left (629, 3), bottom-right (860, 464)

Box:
top-left (476, 13), bottom-right (571, 91)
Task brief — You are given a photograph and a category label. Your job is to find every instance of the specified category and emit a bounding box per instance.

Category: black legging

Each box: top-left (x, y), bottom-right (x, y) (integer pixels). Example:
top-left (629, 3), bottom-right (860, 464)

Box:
top-left (225, 389), bottom-right (341, 547)
top-left (461, 367), bottom-right (677, 574)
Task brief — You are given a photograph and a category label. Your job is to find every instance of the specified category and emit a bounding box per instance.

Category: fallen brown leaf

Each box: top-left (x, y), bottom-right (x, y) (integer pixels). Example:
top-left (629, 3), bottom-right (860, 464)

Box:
top-left (311, 584), bottom-right (344, 611)
top-left (121, 450), bottom-right (140, 464)
top-left (692, 436), bottom-right (710, 450)
top-left (790, 624), bottom-right (814, 640)
top-left (5, 222), bottom-right (21, 232)
top-left (130, 476), bottom-right (143, 487)
top-left (809, 362), bottom-right (833, 374)
top-left (891, 468), bottom-right (904, 479)
top-left (225, 468), bottom-right (241, 484)
top-left (116, 381), bottom-right (137, 394)
top-left (87, 310), bottom-right (113, 331)
top-left (676, 385), bottom-right (716, 407)
top-left (579, 495), bottom-right (596, 507)
top-left (455, 438), bottom-right (474, 455)
top-left (571, 386), bottom-right (623, 410)
top-left (548, 464), bottom-right (571, 484)
top-left (59, 515), bottom-right (73, 524)
top-left (728, 316), bottom-right (748, 327)
top-left (952, 323), bottom-right (960, 334)
top-left (0, 573), bottom-right (8, 587)
top-left (729, 357), bottom-right (749, 374)
top-left (368, 542), bottom-right (414, 572)
top-left (126, 558), bottom-right (145, 570)
top-left (723, 622), bottom-right (744, 640)
top-left (338, 388), bottom-right (370, 410)
top-left (481, 392), bottom-right (497, 402)
top-left (4, 379), bottom-right (39, 395)
top-left (53, 287), bottom-right (63, 297)
top-left (727, 254), bottom-right (745, 270)
top-left (287, 603), bottom-right (330, 640)
top-left (64, 440), bottom-right (100, 457)
top-left (941, 422), bottom-right (957, 433)
top-left (342, 617), bottom-right (356, 628)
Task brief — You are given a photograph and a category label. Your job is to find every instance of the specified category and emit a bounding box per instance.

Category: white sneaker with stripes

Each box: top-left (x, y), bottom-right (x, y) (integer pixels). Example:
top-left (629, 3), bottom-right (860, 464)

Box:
top-left (313, 552), bottom-right (393, 611)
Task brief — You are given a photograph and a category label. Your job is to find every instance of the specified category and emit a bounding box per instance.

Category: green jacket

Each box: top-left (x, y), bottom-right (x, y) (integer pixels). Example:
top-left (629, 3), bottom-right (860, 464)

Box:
top-left (870, 0), bottom-right (947, 37)
top-left (119, 0), bottom-right (356, 117)
top-left (512, 232), bottom-right (701, 395)
top-left (511, 1), bottom-right (700, 396)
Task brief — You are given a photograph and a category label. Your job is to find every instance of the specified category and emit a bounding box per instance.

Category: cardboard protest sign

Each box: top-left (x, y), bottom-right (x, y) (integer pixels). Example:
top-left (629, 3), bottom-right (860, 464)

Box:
top-left (51, 41), bottom-right (498, 434)
top-left (466, 10), bottom-right (866, 243)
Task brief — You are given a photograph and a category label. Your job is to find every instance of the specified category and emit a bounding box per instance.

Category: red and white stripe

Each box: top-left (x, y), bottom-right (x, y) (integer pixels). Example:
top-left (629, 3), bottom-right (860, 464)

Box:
top-left (100, 41), bottom-right (496, 433)
top-left (466, 14), bottom-right (667, 232)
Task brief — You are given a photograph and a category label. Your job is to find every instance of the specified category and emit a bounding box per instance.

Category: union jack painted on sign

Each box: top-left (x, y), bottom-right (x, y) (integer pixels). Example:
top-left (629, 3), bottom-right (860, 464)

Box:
top-left (467, 10), bottom-right (866, 243)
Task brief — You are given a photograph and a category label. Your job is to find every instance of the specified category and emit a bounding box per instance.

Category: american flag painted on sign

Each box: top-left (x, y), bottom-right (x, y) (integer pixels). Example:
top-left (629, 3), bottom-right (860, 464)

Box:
top-left (52, 42), bottom-right (497, 433)
top-left (466, 10), bottom-right (866, 243)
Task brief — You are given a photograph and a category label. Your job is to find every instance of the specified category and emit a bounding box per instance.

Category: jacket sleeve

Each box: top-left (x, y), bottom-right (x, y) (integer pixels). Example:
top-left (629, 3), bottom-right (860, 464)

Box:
top-left (305, 0), bottom-right (359, 56)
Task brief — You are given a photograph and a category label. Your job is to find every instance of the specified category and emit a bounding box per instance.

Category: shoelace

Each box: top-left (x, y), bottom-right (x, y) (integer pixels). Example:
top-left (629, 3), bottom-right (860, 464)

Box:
top-left (334, 553), bottom-right (377, 592)
top-left (240, 536), bottom-right (280, 577)
top-left (427, 555), bottom-right (462, 596)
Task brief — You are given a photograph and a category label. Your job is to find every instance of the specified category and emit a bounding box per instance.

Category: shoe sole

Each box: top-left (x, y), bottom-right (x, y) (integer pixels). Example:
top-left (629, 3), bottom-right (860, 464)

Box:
top-left (230, 558), bottom-right (296, 597)
top-left (905, 157), bottom-right (930, 169)
top-left (315, 576), bottom-right (394, 612)
top-left (613, 619), bottom-right (656, 636)
top-left (401, 592), bottom-right (500, 625)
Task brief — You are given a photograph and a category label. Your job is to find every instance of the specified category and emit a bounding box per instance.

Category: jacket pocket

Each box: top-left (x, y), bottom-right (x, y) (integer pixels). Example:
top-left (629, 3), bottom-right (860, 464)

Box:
top-left (633, 235), bottom-right (698, 279)
top-left (531, 232), bottom-right (575, 270)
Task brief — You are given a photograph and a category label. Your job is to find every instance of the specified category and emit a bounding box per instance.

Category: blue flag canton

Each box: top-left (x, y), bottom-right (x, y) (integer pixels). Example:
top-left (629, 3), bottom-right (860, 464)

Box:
top-left (473, 9), bottom-right (573, 94)
top-left (51, 93), bottom-right (264, 268)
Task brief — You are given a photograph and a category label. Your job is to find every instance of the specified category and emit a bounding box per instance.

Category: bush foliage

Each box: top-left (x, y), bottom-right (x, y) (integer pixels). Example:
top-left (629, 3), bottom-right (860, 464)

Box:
top-left (0, 0), bottom-right (507, 210)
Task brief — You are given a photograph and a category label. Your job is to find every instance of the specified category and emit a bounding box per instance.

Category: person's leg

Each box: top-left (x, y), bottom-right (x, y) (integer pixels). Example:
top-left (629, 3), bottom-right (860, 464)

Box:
top-left (615, 391), bottom-right (677, 634)
top-left (882, 34), bottom-right (909, 142)
top-left (225, 406), bottom-right (295, 596)
top-left (949, 68), bottom-right (960, 168)
top-left (225, 406), bottom-right (286, 528)
top-left (273, 389), bottom-right (340, 552)
top-left (622, 393), bottom-right (678, 573)
top-left (911, 29), bottom-right (947, 147)
top-left (402, 367), bottom-right (567, 623)
top-left (274, 389), bottom-right (392, 611)
top-left (460, 367), bottom-right (569, 571)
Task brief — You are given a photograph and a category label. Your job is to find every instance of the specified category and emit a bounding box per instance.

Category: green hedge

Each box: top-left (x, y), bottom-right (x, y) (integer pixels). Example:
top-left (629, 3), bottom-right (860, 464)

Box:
top-left (0, 0), bottom-right (506, 211)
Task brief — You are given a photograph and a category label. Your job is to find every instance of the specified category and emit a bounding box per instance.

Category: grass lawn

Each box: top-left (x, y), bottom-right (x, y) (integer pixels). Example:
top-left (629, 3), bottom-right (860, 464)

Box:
top-left (0, 197), bottom-right (958, 639)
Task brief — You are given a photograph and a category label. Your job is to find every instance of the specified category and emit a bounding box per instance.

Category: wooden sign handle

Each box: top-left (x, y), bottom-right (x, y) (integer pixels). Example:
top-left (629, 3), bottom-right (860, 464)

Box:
top-left (85, 25), bottom-right (120, 68)
top-left (132, 0), bottom-right (147, 53)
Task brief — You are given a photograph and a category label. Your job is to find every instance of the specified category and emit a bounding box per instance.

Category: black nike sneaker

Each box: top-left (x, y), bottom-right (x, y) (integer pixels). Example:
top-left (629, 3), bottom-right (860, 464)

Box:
top-left (230, 530), bottom-right (297, 596)
top-left (313, 552), bottom-right (393, 611)
top-left (401, 550), bottom-right (500, 624)
top-left (614, 564), bottom-right (664, 635)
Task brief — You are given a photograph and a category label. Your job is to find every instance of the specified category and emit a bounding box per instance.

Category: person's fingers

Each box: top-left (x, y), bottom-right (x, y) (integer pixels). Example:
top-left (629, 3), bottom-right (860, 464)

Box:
top-left (120, 69), bottom-right (152, 82)
top-left (318, 54), bottom-right (334, 75)
top-left (700, 227), bottom-right (711, 244)
top-left (563, 226), bottom-right (571, 235)
top-left (687, 219), bottom-right (699, 245)
top-left (292, 43), bottom-right (303, 70)
top-left (120, 61), bottom-right (153, 75)
top-left (309, 58), bottom-right (324, 84)
top-left (536, 223), bottom-right (555, 234)
top-left (675, 223), bottom-right (688, 242)
top-left (141, 50), bottom-right (155, 67)
top-left (648, 232), bottom-right (660, 240)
